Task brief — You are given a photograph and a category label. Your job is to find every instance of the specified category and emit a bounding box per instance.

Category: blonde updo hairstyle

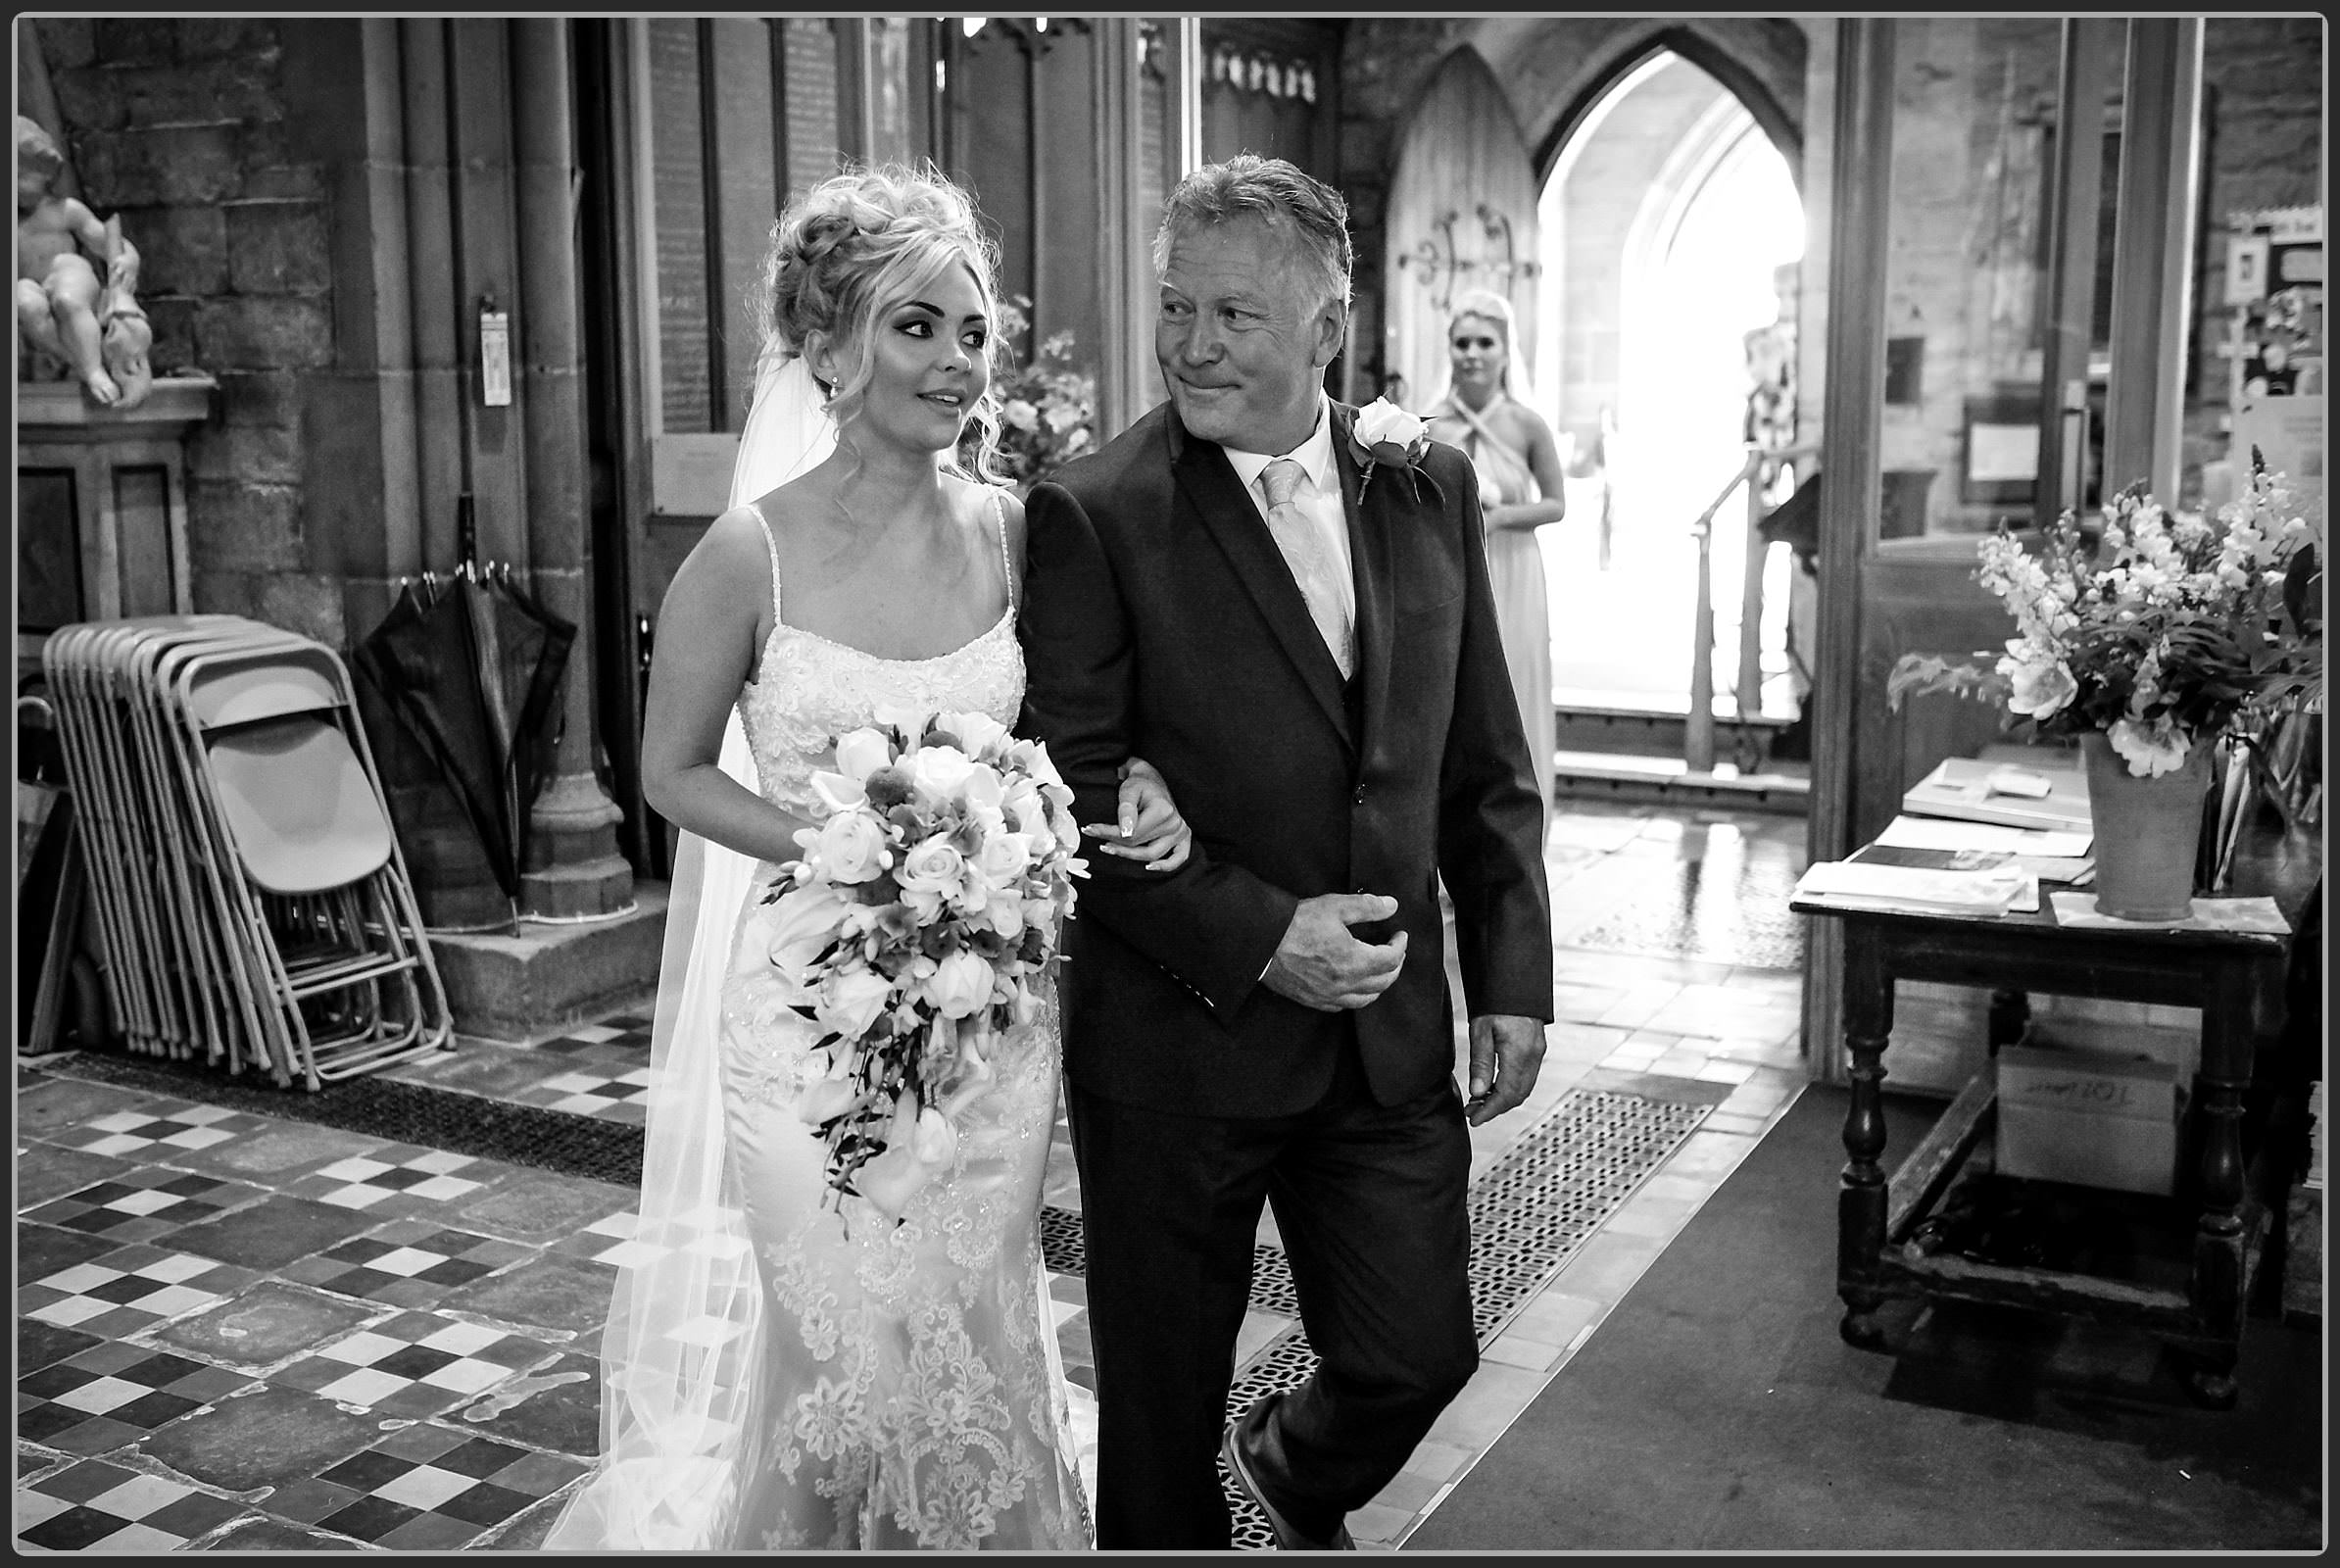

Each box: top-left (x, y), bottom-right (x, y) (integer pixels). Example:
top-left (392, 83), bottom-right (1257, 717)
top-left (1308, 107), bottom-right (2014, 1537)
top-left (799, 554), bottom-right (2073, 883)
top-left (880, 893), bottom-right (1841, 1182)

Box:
top-left (752, 162), bottom-right (1007, 486)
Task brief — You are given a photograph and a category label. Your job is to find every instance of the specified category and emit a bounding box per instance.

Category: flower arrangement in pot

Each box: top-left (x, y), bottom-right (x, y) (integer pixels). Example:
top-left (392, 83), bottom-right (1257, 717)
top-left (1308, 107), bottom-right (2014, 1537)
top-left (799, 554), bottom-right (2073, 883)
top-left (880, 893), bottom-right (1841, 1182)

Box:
top-left (977, 295), bottom-right (1098, 492)
top-left (1888, 454), bottom-right (2322, 918)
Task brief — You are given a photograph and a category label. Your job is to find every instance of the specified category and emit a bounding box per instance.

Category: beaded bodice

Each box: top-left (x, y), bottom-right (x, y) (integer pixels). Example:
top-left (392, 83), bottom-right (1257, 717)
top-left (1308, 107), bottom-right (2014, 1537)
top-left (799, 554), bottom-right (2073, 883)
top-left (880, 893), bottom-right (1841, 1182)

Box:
top-left (735, 495), bottom-right (1024, 814)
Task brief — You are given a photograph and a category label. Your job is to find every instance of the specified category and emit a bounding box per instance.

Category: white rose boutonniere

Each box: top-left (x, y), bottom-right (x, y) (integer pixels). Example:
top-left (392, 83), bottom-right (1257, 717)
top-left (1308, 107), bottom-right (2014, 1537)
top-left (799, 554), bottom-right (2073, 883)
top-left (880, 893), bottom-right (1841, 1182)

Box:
top-left (1349, 397), bottom-right (1430, 504)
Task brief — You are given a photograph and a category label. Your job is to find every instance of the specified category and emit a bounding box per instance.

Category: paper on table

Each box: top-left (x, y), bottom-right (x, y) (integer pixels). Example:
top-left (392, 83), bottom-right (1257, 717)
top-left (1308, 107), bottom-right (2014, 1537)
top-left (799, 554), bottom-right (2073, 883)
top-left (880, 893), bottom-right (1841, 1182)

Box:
top-left (1796, 859), bottom-right (2039, 915)
top-left (2048, 893), bottom-right (2291, 934)
top-left (1875, 815), bottom-right (2093, 858)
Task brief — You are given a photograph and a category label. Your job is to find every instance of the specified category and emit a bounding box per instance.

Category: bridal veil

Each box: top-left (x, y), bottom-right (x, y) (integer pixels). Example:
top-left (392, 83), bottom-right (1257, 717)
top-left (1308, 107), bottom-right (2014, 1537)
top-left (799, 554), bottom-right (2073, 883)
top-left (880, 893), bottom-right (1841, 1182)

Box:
top-left (542, 356), bottom-right (834, 1548)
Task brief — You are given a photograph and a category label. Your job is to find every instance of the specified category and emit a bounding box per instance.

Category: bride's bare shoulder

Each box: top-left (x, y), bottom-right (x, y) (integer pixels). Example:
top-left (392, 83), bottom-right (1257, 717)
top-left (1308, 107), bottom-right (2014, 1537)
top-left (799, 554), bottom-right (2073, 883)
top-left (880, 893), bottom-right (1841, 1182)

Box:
top-left (951, 474), bottom-right (1025, 565)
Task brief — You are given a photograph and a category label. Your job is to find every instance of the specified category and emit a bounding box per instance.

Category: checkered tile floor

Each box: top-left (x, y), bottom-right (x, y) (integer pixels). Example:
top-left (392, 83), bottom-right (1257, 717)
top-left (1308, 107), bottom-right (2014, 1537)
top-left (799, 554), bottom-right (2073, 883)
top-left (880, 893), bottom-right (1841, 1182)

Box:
top-left (21, 1171), bottom-right (264, 1244)
top-left (56, 1104), bottom-right (262, 1158)
top-left (285, 1148), bottom-right (485, 1210)
top-left (19, 1347), bottom-right (253, 1449)
top-left (383, 1013), bottom-right (661, 1126)
top-left (24, 1250), bottom-right (254, 1337)
top-left (17, 1461), bottom-right (251, 1552)
top-left (268, 1310), bottom-right (561, 1416)
top-left (262, 1424), bottom-right (585, 1549)
top-left (279, 1221), bottom-right (532, 1307)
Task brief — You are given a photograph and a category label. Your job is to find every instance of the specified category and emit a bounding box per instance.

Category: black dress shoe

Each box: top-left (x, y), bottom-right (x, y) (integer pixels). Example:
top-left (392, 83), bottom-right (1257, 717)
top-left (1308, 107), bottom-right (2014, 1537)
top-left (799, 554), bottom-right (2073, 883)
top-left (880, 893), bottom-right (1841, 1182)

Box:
top-left (1221, 1418), bottom-right (1356, 1550)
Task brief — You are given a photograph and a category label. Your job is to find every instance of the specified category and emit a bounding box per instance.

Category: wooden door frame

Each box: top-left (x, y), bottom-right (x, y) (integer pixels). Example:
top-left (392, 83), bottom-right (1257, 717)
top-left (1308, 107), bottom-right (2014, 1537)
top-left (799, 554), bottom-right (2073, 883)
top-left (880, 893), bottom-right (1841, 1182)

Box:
top-left (1802, 18), bottom-right (1897, 1088)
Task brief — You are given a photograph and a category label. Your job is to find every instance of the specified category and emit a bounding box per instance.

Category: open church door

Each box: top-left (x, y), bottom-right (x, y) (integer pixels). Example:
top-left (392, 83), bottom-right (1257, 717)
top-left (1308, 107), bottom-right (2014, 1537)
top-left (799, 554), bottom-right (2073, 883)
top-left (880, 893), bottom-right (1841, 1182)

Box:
top-left (1382, 48), bottom-right (1540, 419)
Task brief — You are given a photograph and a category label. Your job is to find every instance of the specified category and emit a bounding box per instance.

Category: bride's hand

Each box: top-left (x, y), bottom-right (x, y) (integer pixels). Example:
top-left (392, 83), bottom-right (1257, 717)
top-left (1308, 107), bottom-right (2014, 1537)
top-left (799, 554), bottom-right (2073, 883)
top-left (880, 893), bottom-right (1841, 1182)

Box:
top-left (1086, 757), bottom-right (1193, 872)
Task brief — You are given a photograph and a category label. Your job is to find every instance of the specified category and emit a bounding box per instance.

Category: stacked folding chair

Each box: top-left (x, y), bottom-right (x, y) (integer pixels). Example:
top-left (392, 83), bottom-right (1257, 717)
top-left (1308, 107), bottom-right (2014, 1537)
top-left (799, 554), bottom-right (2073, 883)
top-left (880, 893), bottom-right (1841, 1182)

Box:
top-left (42, 615), bottom-right (454, 1089)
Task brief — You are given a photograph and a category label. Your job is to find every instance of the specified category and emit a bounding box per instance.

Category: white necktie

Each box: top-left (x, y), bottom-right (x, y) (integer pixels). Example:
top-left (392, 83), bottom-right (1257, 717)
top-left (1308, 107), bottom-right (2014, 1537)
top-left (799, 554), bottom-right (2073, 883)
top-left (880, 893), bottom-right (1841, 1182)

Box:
top-left (1260, 457), bottom-right (1353, 680)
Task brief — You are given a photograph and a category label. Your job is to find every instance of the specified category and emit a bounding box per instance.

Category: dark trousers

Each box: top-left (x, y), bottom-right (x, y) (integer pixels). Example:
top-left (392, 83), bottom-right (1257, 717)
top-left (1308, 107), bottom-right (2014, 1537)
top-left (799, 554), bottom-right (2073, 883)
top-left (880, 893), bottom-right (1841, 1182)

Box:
top-left (1067, 1046), bottom-right (1479, 1550)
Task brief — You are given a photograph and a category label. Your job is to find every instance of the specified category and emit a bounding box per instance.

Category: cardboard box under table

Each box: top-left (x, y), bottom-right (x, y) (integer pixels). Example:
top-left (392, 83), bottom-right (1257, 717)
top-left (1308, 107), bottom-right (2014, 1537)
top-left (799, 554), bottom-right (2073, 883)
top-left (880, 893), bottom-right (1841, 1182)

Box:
top-left (1995, 1044), bottom-right (2184, 1197)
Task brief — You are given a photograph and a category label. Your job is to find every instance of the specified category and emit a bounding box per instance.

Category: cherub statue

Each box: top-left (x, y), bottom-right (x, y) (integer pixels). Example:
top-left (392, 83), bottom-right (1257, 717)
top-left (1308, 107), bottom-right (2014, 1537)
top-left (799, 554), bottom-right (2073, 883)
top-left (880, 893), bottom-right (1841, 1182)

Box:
top-left (16, 114), bottom-right (151, 410)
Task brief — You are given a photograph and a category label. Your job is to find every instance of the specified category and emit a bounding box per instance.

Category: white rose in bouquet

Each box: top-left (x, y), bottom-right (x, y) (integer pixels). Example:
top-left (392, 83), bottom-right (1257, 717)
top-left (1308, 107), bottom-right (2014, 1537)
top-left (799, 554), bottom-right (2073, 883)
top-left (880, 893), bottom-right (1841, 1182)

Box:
top-left (909, 744), bottom-right (978, 802)
top-left (834, 726), bottom-right (895, 782)
top-left (897, 835), bottom-right (969, 919)
top-left (924, 946), bottom-right (995, 1019)
top-left (815, 964), bottom-right (895, 1040)
top-left (975, 828), bottom-right (1033, 884)
top-left (809, 809), bottom-right (889, 884)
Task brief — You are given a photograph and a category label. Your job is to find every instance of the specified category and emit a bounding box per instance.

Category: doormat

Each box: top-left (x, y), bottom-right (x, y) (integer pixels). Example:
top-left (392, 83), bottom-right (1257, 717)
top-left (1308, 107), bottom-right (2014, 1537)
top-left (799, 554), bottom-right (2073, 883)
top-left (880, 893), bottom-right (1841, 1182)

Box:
top-left (36, 1049), bottom-right (649, 1185)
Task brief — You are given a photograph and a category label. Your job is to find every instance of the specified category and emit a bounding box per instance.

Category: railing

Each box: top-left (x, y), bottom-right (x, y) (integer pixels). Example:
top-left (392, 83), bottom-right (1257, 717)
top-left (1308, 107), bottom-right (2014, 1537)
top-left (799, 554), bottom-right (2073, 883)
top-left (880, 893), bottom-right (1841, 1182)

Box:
top-left (1685, 442), bottom-right (1817, 772)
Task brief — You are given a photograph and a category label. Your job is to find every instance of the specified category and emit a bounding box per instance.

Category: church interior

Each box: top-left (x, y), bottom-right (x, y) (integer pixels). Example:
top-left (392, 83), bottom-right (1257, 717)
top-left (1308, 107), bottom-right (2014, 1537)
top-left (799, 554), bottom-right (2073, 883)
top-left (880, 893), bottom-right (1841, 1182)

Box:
top-left (14, 15), bottom-right (2325, 1553)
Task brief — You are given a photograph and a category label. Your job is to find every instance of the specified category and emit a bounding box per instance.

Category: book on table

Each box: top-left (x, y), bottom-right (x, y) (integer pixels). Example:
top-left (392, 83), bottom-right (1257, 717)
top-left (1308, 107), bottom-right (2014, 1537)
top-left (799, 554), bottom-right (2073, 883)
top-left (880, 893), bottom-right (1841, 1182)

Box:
top-left (1902, 755), bottom-right (2093, 835)
top-left (1792, 857), bottom-right (2039, 917)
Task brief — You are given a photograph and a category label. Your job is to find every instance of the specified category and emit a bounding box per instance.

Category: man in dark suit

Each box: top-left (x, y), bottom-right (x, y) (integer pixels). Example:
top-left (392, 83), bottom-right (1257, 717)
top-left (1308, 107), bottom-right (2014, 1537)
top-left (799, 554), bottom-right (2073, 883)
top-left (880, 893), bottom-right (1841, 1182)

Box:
top-left (1018, 155), bottom-right (1553, 1551)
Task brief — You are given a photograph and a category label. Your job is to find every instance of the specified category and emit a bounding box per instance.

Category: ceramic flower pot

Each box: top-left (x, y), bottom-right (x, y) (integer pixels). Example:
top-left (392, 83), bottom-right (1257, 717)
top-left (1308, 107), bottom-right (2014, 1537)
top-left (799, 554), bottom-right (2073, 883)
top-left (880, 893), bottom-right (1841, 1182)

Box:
top-left (2079, 731), bottom-right (2214, 920)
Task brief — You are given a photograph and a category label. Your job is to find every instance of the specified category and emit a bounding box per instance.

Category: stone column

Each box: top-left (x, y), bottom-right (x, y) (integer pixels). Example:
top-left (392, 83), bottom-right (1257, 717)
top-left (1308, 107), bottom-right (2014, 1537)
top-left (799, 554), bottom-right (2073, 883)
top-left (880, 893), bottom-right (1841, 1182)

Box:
top-left (511, 17), bottom-right (634, 920)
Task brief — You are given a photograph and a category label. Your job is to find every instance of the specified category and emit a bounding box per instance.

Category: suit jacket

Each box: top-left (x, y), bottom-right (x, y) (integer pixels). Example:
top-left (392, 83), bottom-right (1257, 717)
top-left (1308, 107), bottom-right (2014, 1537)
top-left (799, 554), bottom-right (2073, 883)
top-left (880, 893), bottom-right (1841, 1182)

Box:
top-left (1017, 398), bottom-right (1552, 1118)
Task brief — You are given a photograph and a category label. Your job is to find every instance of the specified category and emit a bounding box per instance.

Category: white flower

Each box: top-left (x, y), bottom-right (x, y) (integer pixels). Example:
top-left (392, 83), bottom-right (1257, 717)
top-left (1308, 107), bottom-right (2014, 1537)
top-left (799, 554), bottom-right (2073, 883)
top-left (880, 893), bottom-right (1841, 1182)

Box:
top-left (984, 888), bottom-right (1026, 940)
top-left (897, 835), bottom-right (968, 917)
top-left (814, 809), bottom-right (890, 884)
top-left (908, 745), bottom-right (977, 802)
top-left (1998, 645), bottom-right (2077, 719)
top-left (2107, 717), bottom-right (2194, 778)
top-left (853, 1094), bottom-right (939, 1220)
top-left (911, 1102), bottom-right (957, 1165)
top-left (1353, 397), bottom-right (1426, 456)
top-left (1003, 398), bottom-right (1040, 432)
top-left (815, 964), bottom-right (896, 1040)
top-left (766, 879), bottom-right (853, 984)
top-left (923, 947), bottom-right (995, 1019)
top-left (806, 770), bottom-right (867, 813)
top-left (833, 727), bottom-right (895, 783)
top-left (975, 828), bottom-right (1033, 884)
top-left (938, 710), bottom-right (1012, 760)
top-left (870, 703), bottom-right (935, 741)
top-left (795, 1074), bottom-right (862, 1128)
top-left (1045, 401), bottom-right (1083, 433)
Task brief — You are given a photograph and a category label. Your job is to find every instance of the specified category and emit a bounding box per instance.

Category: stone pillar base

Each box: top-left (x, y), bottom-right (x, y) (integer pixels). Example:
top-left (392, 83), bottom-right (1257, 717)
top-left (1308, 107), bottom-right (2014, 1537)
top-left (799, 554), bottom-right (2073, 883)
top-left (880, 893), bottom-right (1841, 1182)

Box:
top-left (522, 769), bottom-right (635, 919)
top-left (427, 882), bottom-right (668, 1044)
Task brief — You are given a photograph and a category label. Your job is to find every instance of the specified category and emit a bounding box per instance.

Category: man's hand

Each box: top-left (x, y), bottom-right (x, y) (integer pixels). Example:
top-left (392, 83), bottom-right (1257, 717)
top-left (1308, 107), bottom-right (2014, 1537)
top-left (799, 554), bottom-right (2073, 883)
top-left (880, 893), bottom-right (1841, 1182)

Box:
top-left (1261, 894), bottom-right (1408, 1011)
top-left (1465, 1014), bottom-right (1546, 1126)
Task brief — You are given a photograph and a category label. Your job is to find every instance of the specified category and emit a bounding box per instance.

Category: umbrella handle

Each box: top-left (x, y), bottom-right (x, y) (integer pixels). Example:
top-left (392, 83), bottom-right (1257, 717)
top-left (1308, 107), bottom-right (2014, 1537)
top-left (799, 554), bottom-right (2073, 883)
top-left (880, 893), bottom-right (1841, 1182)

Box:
top-left (457, 491), bottom-right (478, 577)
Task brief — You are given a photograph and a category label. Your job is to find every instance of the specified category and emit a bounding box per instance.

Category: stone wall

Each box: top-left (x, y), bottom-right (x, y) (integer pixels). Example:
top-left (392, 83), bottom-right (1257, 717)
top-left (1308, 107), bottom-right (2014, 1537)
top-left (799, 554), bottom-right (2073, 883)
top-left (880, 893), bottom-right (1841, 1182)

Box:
top-left (35, 16), bottom-right (345, 642)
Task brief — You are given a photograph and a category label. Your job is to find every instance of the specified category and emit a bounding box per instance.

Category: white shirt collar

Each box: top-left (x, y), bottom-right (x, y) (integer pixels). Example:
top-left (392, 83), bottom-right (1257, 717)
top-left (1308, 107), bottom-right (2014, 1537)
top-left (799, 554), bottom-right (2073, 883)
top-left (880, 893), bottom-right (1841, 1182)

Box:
top-left (1222, 396), bottom-right (1338, 498)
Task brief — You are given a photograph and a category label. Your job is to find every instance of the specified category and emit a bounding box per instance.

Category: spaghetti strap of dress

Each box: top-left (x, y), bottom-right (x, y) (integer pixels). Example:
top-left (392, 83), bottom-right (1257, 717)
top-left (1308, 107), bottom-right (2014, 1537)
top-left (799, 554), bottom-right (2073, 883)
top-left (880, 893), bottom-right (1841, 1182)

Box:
top-left (751, 503), bottom-right (787, 627)
top-left (992, 489), bottom-right (1014, 616)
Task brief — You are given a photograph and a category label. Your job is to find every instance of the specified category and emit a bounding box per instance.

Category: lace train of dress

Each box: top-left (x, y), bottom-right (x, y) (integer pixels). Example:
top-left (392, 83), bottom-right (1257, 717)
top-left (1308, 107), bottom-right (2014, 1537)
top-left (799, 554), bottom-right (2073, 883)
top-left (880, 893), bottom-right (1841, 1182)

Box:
top-left (549, 496), bottom-right (1091, 1551)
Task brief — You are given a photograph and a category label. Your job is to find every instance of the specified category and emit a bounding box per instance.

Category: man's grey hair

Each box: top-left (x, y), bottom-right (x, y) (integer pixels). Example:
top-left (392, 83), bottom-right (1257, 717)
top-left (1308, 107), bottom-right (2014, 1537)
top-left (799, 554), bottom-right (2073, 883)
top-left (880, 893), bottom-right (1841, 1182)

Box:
top-left (1153, 154), bottom-right (1353, 318)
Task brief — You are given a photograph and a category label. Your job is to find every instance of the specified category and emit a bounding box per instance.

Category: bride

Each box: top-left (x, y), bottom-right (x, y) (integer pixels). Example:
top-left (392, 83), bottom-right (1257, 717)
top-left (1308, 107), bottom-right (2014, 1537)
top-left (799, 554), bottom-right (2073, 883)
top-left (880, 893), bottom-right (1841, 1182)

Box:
top-left (544, 165), bottom-right (1188, 1551)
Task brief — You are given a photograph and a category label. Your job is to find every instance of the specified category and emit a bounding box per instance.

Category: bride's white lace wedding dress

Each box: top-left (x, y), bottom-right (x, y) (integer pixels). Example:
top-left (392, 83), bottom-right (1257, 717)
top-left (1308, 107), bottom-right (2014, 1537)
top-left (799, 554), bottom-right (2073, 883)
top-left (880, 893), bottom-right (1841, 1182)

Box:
top-left (548, 492), bottom-right (1091, 1551)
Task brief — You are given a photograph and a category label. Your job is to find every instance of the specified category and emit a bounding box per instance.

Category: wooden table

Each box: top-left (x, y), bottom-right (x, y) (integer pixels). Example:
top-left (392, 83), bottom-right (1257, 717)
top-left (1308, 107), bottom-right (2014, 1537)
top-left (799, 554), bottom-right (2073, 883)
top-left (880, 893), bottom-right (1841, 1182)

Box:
top-left (1791, 876), bottom-right (2304, 1408)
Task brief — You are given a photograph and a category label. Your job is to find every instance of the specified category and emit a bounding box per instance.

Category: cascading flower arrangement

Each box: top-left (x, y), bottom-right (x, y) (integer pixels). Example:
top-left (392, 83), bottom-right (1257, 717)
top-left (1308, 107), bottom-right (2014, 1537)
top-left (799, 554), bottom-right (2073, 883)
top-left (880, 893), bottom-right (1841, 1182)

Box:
top-left (1888, 454), bottom-right (2322, 777)
top-left (762, 707), bottom-right (1087, 1223)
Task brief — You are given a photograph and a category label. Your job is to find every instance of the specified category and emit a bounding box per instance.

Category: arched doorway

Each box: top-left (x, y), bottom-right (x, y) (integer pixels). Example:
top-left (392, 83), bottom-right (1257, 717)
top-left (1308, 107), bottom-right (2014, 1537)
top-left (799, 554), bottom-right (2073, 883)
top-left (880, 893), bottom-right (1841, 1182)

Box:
top-left (1536, 48), bottom-right (1805, 726)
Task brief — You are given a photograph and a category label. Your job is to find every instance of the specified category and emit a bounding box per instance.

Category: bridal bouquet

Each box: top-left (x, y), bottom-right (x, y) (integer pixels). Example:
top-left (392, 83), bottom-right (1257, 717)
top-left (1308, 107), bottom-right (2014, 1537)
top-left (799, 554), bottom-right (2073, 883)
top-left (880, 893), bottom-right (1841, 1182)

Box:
top-left (764, 708), bottom-right (1087, 1221)
top-left (1888, 456), bottom-right (2322, 776)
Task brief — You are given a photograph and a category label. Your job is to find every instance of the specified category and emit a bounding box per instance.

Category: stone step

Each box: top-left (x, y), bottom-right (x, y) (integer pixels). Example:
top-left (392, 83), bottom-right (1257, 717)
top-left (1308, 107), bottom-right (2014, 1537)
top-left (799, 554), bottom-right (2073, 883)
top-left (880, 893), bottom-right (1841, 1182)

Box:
top-left (1550, 747), bottom-right (1811, 816)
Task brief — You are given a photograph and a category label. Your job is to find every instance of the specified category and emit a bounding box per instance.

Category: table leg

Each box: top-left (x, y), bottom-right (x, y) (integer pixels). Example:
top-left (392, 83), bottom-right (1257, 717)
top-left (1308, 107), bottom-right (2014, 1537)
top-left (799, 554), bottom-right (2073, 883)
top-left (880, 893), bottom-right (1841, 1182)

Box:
top-left (2183, 961), bottom-right (2257, 1409)
top-left (1986, 988), bottom-right (2029, 1052)
top-left (1837, 926), bottom-right (1893, 1348)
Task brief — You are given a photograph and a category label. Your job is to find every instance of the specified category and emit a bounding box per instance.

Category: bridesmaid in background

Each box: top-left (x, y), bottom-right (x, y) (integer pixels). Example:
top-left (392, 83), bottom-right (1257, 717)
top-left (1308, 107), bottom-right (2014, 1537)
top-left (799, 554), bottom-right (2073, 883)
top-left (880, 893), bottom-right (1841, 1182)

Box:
top-left (1425, 288), bottom-right (1567, 816)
